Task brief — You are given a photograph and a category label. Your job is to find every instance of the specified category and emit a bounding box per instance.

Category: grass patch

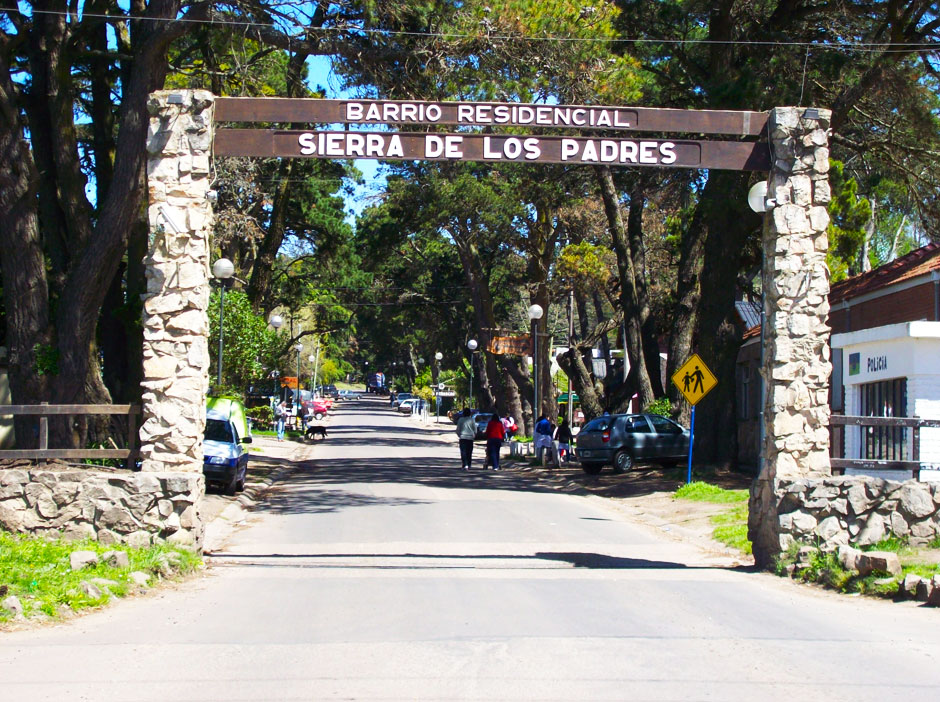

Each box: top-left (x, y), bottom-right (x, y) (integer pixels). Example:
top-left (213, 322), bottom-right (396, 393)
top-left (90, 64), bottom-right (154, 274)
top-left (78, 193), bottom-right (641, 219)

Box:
top-left (0, 533), bottom-right (201, 623)
top-left (674, 481), bottom-right (748, 504)
top-left (673, 482), bottom-right (752, 554)
top-left (709, 503), bottom-right (752, 554)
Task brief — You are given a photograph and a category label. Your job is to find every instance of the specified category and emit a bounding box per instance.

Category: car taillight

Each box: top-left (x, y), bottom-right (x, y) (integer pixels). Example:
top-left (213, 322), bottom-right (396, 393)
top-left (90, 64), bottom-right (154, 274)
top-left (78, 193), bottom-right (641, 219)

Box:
top-left (602, 430), bottom-right (610, 443)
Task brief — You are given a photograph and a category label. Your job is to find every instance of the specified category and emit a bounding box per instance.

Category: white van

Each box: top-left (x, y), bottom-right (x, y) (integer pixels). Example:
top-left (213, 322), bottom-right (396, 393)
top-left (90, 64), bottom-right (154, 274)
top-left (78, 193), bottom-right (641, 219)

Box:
top-left (203, 398), bottom-right (252, 495)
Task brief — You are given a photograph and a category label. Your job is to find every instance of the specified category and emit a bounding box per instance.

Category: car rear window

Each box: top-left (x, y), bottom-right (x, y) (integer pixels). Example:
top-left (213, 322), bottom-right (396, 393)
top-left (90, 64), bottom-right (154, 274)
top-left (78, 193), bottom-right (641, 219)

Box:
top-left (582, 418), bottom-right (610, 433)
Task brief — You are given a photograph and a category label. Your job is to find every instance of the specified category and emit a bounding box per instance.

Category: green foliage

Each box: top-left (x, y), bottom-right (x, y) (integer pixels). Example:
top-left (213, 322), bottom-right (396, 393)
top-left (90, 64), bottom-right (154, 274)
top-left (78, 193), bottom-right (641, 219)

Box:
top-left (644, 397), bottom-right (672, 417)
top-left (710, 504), bottom-right (752, 555)
top-left (246, 405), bottom-right (273, 427)
top-left (32, 343), bottom-right (59, 377)
top-left (674, 481), bottom-right (748, 504)
top-left (208, 289), bottom-right (283, 392)
top-left (0, 533), bottom-right (200, 622)
top-left (861, 536), bottom-right (908, 553)
top-left (556, 241), bottom-right (614, 291)
top-left (827, 161), bottom-right (873, 281)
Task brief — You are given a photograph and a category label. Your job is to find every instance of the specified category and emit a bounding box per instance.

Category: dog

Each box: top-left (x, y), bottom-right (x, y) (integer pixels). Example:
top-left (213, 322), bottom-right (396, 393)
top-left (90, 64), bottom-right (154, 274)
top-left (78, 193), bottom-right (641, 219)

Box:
top-left (305, 424), bottom-right (328, 441)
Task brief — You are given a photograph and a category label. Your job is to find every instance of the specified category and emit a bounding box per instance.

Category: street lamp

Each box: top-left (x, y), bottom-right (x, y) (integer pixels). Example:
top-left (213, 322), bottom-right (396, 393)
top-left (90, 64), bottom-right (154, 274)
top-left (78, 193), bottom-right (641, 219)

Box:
top-left (467, 339), bottom-right (478, 406)
top-left (294, 342), bottom-right (303, 406)
top-left (308, 353), bottom-right (317, 392)
top-left (528, 304), bottom-right (544, 422)
top-left (212, 258), bottom-right (235, 388)
top-left (434, 352), bottom-right (443, 423)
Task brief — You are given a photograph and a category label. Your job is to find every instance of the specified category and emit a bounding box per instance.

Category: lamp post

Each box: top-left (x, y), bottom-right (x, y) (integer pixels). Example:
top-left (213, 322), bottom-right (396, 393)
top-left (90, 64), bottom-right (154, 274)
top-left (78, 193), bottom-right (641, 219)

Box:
top-left (309, 352), bottom-right (318, 393)
top-left (294, 342), bottom-right (303, 408)
top-left (269, 315), bottom-right (284, 400)
top-left (467, 339), bottom-right (478, 406)
top-left (528, 304), bottom-right (544, 424)
top-left (212, 258), bottom-right (235, 389)
top-left (434, 352), bottom-right (443, 423)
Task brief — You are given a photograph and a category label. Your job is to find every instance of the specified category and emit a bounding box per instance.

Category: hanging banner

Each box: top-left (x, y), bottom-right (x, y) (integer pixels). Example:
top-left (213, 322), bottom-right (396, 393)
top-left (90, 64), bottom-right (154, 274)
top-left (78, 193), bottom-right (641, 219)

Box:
top-left (488, 335), bottom-right (534, 356)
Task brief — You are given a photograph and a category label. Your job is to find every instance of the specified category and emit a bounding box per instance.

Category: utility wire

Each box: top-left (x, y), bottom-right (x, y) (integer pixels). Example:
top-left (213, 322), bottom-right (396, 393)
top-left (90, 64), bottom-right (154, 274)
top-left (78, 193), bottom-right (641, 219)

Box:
top-left (3, 7), bottom-right (939, 53)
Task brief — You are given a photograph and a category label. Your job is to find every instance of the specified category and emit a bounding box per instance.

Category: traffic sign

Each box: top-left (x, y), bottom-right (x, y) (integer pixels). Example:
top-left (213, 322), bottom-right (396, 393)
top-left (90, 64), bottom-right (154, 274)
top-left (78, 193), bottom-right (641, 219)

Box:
top-left (436, 390), bottom-right (456, 398)
top-left (671, 353), bottom-right (717, 406)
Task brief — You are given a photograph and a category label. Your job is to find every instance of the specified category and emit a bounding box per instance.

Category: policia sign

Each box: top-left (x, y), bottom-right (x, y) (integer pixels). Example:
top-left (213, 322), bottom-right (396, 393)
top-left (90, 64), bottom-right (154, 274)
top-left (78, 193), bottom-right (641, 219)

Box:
top-left (214, 98), bottom-right (770, 171)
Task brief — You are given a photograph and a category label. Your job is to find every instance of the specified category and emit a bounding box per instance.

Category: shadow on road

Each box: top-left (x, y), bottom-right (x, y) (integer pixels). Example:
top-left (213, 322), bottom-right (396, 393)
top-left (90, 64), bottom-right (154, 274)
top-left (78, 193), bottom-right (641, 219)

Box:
top-left (207, 551), bottom-right (694, 570)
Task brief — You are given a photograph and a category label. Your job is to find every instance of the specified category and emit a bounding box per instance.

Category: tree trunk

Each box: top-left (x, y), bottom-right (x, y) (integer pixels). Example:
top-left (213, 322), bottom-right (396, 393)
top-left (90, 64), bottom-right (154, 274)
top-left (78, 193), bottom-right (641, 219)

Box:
top-left (627, 181), bottom-right (665, 398)
top-left (691, 172), bottom-right (756, 466)
top-left (595, 165), bottom-right (654, 409)
top-left (0, 43), bottom-right (51, 447)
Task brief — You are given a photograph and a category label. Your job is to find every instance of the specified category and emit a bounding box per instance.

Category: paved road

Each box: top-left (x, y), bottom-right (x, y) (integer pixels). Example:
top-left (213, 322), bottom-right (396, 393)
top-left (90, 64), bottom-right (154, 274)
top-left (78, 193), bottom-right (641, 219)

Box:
top-left (2, 396), bottom-right (940, 701)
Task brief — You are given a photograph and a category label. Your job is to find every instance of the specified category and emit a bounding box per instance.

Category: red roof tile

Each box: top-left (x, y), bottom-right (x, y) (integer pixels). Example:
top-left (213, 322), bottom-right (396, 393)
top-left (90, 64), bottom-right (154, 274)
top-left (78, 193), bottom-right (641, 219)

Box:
top-left (830, 243), bottom-right (940, 303)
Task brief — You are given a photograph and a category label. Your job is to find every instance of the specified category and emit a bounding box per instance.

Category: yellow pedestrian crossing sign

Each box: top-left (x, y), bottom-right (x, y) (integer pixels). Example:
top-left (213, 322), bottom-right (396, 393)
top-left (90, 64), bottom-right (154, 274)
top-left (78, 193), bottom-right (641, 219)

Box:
top-left (671, 354), bottom-right (717, 406)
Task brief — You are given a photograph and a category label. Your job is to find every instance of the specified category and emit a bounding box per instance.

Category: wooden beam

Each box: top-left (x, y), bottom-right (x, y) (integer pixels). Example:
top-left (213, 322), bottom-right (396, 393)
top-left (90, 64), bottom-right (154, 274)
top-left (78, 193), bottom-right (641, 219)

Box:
top-left (215, 130), bottom-right (771, 171)
top-left (215, 98), bottom-right (768, 137)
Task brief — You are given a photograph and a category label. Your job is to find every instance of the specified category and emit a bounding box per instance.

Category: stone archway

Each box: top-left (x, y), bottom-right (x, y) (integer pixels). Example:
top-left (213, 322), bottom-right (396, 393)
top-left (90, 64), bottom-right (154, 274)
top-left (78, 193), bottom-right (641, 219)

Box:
top-left (139, 91), bottom-right (836, 563)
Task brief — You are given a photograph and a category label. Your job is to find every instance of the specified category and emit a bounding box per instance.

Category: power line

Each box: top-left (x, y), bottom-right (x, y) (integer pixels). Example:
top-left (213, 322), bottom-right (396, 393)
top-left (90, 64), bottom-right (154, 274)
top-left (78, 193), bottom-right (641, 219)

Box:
top-left (4, 7), bottom-right (939, 53)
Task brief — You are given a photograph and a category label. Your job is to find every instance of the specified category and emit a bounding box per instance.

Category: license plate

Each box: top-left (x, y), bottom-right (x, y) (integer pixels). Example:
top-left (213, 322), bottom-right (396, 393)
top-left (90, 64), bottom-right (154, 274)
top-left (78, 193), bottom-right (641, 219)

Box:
top-left (580, 450), bottom-right (591, 457)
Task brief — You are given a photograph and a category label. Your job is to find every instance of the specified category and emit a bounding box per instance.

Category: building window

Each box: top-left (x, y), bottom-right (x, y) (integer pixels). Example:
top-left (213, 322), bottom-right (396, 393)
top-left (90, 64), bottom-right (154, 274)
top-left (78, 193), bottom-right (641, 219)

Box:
top-left (858, 378), bottom-right (907, 461)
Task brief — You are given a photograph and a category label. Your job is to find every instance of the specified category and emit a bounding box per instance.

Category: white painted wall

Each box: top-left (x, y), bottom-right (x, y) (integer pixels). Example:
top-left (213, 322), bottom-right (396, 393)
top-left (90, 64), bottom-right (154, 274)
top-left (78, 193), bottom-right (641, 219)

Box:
top-left (833, 322), bottom-right (940, 479)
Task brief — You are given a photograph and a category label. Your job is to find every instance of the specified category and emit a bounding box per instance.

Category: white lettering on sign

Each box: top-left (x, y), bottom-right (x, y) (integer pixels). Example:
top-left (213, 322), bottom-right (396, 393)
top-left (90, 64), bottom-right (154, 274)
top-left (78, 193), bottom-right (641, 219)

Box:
top-left (867, 356), bottom-right (888, 373)
top-left (345, 101), bottom-right (443, 123)
top-left (342, 101), bottom-right (633, 128)
top-left (297, 132), bottom-right (405, 159)
top-left (298, 133), bottom-right (317, 155)
top-left (560, 139), bottom-right (678, 165)
top-left (425, 135), bottom-right (464, 158)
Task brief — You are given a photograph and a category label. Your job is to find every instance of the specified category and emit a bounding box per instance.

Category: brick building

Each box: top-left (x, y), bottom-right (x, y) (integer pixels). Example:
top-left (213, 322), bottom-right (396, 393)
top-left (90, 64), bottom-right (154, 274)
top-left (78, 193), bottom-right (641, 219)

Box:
top-left (737, 243), bottom-right (940, 473)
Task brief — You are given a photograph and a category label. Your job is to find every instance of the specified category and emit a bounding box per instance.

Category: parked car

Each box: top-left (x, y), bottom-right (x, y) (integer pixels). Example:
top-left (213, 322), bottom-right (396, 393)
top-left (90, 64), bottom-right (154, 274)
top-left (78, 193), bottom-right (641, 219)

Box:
top-left (203, 398), bottom-right (252, 495)
top-left (337, 389), bottom-right (361, 400)
top-left (302, 398), bottom-right (330, 420)
top-left (472, 412), bottom-right (496, 439)
top-left (392, 392), bottom-right (414, 408)
top-left (575, 413), bottom-right (690, 475)
top-left (317, 384), bottom-right (338, 397)
top-left (398, 397), bottom-right (424, 415)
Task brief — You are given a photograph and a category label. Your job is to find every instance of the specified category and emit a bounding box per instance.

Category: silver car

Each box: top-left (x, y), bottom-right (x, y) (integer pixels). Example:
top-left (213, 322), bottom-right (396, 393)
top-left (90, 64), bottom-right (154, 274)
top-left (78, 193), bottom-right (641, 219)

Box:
top-left (575, 413), bottom-right (690, 475)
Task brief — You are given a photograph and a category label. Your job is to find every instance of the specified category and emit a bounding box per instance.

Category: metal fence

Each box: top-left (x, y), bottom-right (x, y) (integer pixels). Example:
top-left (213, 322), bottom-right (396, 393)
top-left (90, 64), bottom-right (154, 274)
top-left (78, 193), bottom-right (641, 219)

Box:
top-left (830, 415), bottom-right (940, 479)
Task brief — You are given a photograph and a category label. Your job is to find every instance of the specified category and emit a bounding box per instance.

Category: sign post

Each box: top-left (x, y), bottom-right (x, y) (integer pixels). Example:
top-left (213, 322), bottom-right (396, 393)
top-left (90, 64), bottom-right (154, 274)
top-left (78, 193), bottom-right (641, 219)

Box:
top-left (670, 353), bottom-right (718, 484)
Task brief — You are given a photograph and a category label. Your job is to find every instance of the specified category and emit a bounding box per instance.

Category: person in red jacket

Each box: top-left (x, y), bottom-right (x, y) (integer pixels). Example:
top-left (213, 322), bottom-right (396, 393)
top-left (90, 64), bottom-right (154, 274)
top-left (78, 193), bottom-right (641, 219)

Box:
top-left (484, 414), bottom-right (506, 471)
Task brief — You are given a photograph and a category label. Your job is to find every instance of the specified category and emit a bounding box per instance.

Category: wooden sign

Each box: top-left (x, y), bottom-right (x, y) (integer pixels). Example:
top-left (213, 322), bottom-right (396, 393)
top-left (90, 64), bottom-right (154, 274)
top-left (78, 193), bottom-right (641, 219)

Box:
top-left (215, 98), bottom-right (768, 136)
top-left (488, 335), bottom-right (534, 356)
top-left (215, 130), bottom-right (770, 171)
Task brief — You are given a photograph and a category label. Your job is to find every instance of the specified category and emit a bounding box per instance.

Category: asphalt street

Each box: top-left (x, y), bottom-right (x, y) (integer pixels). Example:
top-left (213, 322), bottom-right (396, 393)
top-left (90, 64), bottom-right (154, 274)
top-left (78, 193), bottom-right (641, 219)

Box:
top-left (1, 395), bottom-right (939, 701)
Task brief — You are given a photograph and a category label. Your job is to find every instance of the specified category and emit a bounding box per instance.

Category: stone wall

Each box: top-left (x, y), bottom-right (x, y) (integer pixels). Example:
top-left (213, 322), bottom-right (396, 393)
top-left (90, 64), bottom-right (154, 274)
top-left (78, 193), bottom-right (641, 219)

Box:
top-left (763, 475), bottom-right (940, 552)
top-left (139, 90), bottom-right (215, 474)
top-left (0, 463), bottom-right (203, 548)
top-left (750, 106), bottom-right (834, 567)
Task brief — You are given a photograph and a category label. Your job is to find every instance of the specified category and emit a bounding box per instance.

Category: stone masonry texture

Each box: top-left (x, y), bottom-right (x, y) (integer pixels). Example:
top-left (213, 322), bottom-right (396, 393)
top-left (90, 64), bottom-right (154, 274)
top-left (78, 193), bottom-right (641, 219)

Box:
top-left (750, 107), bottom-right (834, 568)
top-left (139, 90), bottom-right (215, 474)
top-left (0, 462), bottom-right (204, 549)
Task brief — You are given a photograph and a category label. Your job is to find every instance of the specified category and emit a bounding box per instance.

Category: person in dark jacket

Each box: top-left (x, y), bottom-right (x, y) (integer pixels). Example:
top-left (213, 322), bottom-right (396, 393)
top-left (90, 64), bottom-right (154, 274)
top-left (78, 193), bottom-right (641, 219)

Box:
top-left (484, 414), bottom-right (506, 471)
top-left (555, 417), bottom-right (573, 462)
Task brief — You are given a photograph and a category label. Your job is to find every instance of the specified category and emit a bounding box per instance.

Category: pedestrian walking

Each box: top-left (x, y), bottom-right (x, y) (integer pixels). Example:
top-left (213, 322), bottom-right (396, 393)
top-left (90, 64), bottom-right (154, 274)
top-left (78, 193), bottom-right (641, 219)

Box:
top-left (555, 417), bottom-right (573, 463)
top-left (455, 408), bottom-right (476, 470)
top-left (484, 414), bottom-right (506, 470)
top-left (274, 400), bottom-right (287, 441)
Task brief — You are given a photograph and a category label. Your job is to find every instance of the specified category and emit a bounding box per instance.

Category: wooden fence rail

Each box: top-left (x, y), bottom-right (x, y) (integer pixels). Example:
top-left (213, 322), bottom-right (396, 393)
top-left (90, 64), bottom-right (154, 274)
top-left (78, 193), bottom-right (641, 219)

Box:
top-left (0, 404), bottom-right (141, 467)
top-left (830, 415), bottom-right (940, 479)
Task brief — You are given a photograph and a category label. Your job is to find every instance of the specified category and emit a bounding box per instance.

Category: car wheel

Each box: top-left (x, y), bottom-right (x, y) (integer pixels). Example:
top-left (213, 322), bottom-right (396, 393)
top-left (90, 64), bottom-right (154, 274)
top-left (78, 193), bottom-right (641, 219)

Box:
top-left (613, 450), bottom-right (635, 473)
top-left (581, 462), bottom-right (604, 475)
top-left (315, 412), bottom-right (324, 420)
top-left (236, 472), bottom-right (246, 491)
top-left (223, 473), bottom-right (238, 496)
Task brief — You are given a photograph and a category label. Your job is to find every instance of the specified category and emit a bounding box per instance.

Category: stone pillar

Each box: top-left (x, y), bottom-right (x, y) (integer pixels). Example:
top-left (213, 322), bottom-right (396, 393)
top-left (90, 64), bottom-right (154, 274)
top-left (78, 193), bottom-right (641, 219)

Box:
top-left (139, 90), bottom-right (215, 473)
top-left (749, 106), bottom-right (833, 567)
